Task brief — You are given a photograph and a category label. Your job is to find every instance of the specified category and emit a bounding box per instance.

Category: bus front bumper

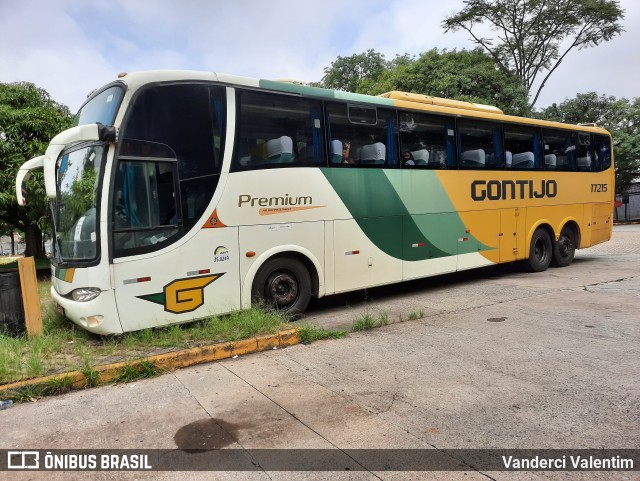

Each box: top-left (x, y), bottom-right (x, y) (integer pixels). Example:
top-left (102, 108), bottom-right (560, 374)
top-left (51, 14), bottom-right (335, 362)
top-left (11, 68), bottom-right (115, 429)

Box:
top-left (51, 286), bottom-right (124, 335)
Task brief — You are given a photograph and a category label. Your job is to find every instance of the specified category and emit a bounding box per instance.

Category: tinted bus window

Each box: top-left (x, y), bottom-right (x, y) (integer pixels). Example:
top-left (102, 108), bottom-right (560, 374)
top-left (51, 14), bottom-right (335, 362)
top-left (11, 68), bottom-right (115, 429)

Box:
top-left (575, 133), bottom-right (594, 171)
top-left (117, 84), bottom-right (226, 256)
top-left (503, 124), bottom-right (540, 170)
top-left (592, 134), bottom-right (612, 172)
top-left (458, 119), bottom-right (503, 169)
top-left (399, 112), bottom-right (455, 169)
top-left (543, 129), bottom-right (575, 171)
top-left (233, 91), bottom-right (324, 170)
top-left (327, 103), bottom-right (397, 167)
top-left (124, 84), bottom-right (225, 178)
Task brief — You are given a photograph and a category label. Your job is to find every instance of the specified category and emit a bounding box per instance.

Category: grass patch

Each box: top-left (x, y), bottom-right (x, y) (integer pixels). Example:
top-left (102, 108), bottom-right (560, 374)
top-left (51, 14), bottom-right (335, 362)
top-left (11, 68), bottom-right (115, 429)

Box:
top-left (297, 323), bottom-right (348, 344)
top-left (408, 310), bottom-right (426, 321)
top-left (112, 360), bottom-right (159, 383)
top-left (351, 311), bottom-right (390, 332)
top-left (0, 279), bottom-right (291, 386)
top-left (42, 376), bottom-right (75, 395)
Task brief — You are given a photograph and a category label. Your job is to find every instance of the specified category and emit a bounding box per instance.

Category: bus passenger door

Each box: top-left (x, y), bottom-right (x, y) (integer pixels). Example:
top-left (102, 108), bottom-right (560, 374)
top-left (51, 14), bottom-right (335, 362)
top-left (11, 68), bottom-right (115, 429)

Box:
top-left (500, 208), bottom-right (525, 262)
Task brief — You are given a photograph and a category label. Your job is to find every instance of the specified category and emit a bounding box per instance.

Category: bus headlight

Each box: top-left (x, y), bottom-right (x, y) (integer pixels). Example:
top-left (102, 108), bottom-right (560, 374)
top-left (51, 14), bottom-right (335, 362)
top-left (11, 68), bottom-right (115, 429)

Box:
top-left (71, 287), bottom-right (101, 302)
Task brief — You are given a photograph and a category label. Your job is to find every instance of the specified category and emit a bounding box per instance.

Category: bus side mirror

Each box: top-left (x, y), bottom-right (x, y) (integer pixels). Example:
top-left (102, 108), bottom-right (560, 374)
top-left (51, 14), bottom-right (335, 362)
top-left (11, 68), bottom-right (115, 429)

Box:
top-left (16, 155), bottom-right (44, 206)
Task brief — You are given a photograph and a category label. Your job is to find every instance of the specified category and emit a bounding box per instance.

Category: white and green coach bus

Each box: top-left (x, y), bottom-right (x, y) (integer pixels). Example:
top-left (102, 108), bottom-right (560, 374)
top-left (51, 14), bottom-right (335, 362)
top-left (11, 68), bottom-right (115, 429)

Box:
top-left (16, 70), bottom-right (614, 334)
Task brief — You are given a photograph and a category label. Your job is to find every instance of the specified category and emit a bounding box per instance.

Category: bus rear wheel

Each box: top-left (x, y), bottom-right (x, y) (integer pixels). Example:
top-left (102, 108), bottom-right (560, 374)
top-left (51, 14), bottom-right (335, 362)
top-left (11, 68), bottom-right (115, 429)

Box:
top-left (252, 257), bottom-right (311, 318)
top-left (551, 226), bottom-right (576, 267)
top-left (527, 228), bottom-right (552, 272)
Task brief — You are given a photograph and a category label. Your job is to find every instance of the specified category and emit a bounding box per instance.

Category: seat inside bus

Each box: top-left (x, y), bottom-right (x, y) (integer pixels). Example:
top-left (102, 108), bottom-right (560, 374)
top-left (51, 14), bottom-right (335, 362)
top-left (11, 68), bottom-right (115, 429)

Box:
top-left (511, 151), bottom-right (534, 169)
top-left (545, 154), bottom-right (557, 169)
top-left (462, 149), bottom-right (485, 168)
top-left (330, 139), bottom-right (343, 163)
top-left (410, 149), bottom-right (429, 165)
top-left (358, 142), bottom-right (386, 164)
top-left (266, 136), bottom-right (293, 163)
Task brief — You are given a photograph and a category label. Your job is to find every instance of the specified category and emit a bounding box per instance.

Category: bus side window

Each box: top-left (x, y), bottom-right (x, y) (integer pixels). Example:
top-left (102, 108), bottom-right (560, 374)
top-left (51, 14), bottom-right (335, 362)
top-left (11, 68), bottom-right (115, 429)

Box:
top-left (576, 133), bottom-right (593, 171)
top-left (457, 119), bottom-right (503, 169)
top-left (503, 124), bottom-right (540, 170)
top-left (112, 159), bottom-right (180, 253)
top-left (326, 103), bottom-right (397, 168)
top-left (543, 129), bottom-right (576, 171)
top-left (398, 112), bottom-right (453, 169)
top-left (119, 83), bottom-right (226, 242)
top-left (592, 134), bottom-right (612, 172)
top-left (232, 91), bottom-right (324, 171)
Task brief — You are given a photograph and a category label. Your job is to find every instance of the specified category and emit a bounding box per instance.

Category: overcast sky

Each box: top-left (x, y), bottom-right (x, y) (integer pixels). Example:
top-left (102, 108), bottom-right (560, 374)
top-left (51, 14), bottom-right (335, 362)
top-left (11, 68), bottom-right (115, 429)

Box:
top-left (1, 0), bottom-right (637, 113)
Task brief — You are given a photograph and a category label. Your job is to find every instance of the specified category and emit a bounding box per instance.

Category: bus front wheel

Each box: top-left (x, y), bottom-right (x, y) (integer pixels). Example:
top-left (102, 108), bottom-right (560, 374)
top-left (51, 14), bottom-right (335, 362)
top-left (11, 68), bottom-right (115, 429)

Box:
top-left (527, 228), bottom-right (552, 272)
top-left (551, 226), bottom-right (576, 267)
top-left (252, 257), bottom-right (311, 318)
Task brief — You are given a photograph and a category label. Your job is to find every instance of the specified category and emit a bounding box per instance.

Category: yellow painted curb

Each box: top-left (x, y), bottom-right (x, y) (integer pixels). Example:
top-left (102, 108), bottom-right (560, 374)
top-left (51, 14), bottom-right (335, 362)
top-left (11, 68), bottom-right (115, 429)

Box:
top-left (0, 328), bottom-right (300, 397)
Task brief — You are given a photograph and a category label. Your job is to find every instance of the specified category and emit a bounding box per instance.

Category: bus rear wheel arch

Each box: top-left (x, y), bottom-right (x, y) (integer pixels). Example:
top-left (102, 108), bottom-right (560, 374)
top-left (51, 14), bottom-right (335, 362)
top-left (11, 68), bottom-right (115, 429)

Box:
top-left (551, 223), bottom-right (578, 268)
top-left (251, 256), bottom-right (312, 318)
top-left (527, 227), bottom-right (553, 272)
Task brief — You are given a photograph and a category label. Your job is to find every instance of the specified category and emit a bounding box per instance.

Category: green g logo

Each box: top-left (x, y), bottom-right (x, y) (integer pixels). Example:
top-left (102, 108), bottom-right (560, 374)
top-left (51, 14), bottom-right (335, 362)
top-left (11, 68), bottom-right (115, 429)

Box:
top-left (137, 273), bottom-right (224, 314)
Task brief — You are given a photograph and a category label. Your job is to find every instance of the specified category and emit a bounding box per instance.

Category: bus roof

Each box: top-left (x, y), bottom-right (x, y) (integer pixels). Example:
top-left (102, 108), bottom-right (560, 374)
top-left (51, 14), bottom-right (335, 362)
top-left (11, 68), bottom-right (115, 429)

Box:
top-left (112, 70), bottom-right (609, 135)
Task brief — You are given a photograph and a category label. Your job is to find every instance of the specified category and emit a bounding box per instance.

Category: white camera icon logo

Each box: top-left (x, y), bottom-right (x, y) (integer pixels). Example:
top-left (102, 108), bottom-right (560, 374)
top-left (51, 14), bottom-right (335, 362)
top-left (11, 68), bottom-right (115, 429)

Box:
top-left (8, 451), bottom-right (39, 469)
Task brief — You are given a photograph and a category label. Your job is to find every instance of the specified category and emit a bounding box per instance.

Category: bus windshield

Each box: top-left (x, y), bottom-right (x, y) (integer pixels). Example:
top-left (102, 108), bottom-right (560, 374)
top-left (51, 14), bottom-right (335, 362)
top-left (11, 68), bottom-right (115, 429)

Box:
top-left (75, 85), bottom-right (123, 126)
top-left (54, 144), bottom-right (106, 262)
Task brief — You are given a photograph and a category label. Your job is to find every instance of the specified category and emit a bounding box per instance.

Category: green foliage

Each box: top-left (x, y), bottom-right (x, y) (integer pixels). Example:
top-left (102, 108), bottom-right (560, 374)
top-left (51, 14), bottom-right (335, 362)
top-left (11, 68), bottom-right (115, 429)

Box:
top-left (314, 49), bottom-right (388, 93)
top-left (537, 92), bottom-right (640, 192)
top-left (442, 0), bottom-right (625, 108)
top-left (374, 49), bottom-right (530, 115)
top-left (0, 82), bottom-right (73, 256)
top-left (315, 48), bottom-right (529, 115)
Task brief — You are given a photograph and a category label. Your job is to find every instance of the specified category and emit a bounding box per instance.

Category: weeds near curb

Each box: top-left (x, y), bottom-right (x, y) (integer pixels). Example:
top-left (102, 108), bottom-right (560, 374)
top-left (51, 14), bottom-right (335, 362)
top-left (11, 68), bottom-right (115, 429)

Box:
top-left (351, 311), bottom-right (390, 332)
top-left (82, 368), bottom-right (100, 388)
top-left (43, 376), bottom-right (74, 395)
top-left (297, 324), bottom-right (348, 344)
top-left (112, 360), bottom-right (159, 384)
top-left (0, 279), bottom-right (290, 385)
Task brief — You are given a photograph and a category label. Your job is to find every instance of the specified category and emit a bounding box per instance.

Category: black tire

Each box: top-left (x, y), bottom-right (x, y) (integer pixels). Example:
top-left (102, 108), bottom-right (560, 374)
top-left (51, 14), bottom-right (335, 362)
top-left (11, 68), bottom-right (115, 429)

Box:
top-left (527, 228), bottom-right (552, 272)
top-left (551, 226), bottom-right (576, 267)
top-left (251, 257), bottom-right (311, 318)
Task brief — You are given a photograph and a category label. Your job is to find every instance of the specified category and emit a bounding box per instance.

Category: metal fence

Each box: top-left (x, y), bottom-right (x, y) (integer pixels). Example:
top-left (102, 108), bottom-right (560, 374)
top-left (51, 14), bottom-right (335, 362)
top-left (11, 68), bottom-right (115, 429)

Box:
top-left (615, 191), bottom-right (640, 222)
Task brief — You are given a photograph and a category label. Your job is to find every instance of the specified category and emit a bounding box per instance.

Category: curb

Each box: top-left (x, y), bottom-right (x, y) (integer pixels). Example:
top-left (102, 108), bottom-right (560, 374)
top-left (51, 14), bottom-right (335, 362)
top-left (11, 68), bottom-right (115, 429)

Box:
top-left (0, 328), bottom-right (300, 397)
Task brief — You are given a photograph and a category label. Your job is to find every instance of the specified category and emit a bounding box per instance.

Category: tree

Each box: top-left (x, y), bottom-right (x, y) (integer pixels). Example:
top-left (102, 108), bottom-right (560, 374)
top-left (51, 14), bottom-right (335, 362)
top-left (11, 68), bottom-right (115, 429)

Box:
top-left (369, 49), bottom-right (530, 115)
top-left (0, 82), bottom-right (73, 258)
top-left (315, 48), bottom-right (530, 116)
top-left (538, 92), bottom-right (640, 192)
top-left (442, 0), bottom-right (625, 109)
top-left (315, 49), bottom-right (388, 93)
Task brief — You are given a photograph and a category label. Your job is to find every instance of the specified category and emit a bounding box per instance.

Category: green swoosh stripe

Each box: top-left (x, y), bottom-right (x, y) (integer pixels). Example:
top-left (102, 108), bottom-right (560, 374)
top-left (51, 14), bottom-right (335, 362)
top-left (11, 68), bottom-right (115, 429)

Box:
top-left (320, 168), bottom-right (491, 261)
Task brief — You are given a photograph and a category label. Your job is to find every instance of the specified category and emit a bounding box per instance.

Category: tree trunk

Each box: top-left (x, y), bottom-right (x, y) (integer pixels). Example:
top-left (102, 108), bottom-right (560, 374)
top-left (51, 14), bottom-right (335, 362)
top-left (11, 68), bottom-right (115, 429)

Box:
top-left (23, 223), bottom-right (44, 258)
top-left (10, 230), bottom-right (15, 256)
